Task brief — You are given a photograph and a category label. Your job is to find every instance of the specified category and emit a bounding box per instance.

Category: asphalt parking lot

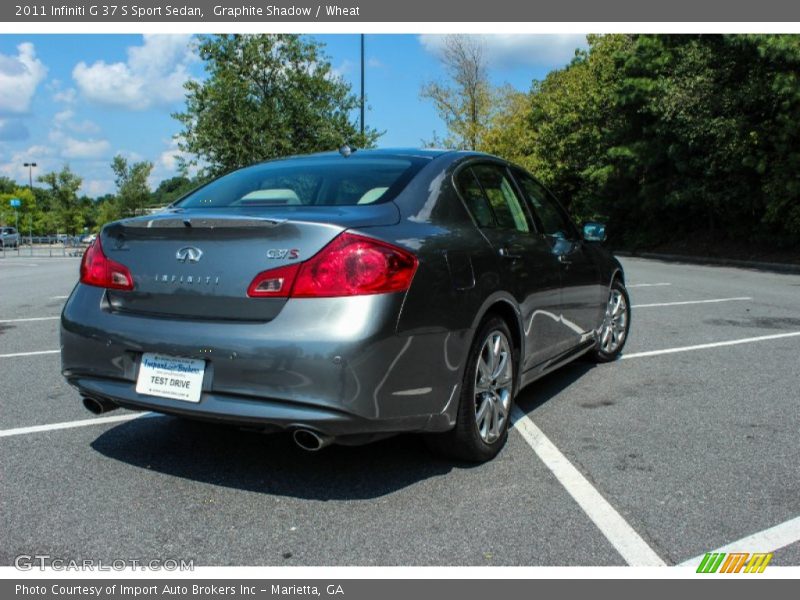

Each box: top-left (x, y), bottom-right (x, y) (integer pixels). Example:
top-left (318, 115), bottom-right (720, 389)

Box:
top-left (1, 255), bottom-right (798, 567)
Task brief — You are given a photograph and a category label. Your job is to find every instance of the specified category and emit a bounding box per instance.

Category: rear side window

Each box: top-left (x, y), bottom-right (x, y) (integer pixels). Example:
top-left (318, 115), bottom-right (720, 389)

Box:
top-left (455, 169), bottom-right (495, 227)
top-left (471, 165), bottom-right (531, 233)
top-left (175, 157), bottom-right (427, 208)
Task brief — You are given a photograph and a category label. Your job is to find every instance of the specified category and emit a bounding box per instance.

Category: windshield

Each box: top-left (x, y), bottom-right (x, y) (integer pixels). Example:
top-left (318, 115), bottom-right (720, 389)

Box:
top-left (175, 156), bottom-right (427, 209)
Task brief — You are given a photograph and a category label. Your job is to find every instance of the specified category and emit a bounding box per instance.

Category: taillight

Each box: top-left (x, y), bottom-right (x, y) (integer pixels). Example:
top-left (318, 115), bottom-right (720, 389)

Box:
top-left (80, 237), bottom-right (134, 291)
top-left (247, 263), bottom-right (300, 298)
top-left (246, 232), bottom-right (418, 298)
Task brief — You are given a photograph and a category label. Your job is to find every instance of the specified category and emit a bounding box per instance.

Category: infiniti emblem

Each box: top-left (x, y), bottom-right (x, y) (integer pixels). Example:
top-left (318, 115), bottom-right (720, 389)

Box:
top-left (176, 246), bottom-right (203, 263)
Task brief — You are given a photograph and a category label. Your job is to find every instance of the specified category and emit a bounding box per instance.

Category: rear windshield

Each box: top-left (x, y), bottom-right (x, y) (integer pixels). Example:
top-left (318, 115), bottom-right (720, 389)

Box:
top-left (175, 157), bottom-right (427, 209)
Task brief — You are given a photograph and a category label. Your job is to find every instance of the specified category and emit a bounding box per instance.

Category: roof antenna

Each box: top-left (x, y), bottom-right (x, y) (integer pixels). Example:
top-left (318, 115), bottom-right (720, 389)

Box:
top-left (339, 143), bottom-right (354, 158)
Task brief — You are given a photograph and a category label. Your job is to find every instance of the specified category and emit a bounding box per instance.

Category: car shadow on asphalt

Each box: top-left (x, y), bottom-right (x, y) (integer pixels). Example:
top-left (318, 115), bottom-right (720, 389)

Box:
top-left (514, 361), bottom-right (598, 415)
top-left (90, 416), bottom-right (461, 500)
top-left (89, 361), bottom-right (596, 500)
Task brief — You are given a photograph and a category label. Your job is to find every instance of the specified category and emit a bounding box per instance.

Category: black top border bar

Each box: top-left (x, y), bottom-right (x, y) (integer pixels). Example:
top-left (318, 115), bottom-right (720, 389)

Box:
top-left (5, 0), bottom-right (800, 22)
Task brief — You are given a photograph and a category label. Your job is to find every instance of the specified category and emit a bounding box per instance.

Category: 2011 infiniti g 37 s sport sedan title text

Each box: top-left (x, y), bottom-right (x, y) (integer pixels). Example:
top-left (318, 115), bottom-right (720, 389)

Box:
top-left (61, 149), bottom-right (630, 462)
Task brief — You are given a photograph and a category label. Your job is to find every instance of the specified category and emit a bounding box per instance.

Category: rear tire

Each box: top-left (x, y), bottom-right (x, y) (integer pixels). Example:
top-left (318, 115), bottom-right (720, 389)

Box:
top-left (589, 278), bottom-right (631, 362)
top-left (427, 316), bottom-right (516, 462)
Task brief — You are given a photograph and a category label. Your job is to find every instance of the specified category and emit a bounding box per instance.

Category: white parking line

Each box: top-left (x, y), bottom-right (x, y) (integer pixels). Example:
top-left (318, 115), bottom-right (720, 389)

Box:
top-left (632, 297), bottom-right (752, 309)
top-left (0, 349), bottom-right (60, 358)
top-left (51, 295), bottom-right (70, 299)
top-left (622, 331), bottom-right (800, 360)
top-left (511, 407), bottom-right (666, 566)
top-left (628, 283), bottom-right (671, 288)
top-left (678, 515), bottom-right (800, 566)
top-left (0, 316), bottom-right (60, 323)
top-left (0, 412), bottom-right (155, 439)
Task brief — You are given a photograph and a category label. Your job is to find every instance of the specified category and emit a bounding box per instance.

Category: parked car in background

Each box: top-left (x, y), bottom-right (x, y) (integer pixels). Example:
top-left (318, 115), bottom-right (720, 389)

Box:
top-left (61, 149), bottom-right (630, 462)
top-left (0, 227), bottom-right (20, 248)
top-left (80, 233), bottom-right (97, 245)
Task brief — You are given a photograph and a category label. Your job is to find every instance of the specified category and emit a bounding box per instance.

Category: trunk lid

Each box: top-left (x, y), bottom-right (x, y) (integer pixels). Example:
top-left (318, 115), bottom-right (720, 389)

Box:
top-left (101, 205), bottom-right (398, 321)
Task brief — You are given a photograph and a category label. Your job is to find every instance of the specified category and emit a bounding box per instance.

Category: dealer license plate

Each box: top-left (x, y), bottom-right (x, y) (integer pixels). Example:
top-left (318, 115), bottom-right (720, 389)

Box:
top-left (135, 353), bottom-right (205, 403)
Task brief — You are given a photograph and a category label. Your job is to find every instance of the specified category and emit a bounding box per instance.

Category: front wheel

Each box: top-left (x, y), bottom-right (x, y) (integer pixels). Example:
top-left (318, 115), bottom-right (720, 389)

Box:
top-left (427, 316), bottom-right (516, 462)
top-left (589, 278), bottom-right (631, 362)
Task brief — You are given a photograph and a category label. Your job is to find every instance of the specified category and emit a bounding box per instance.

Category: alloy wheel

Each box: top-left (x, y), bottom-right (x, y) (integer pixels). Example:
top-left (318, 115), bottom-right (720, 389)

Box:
top-left (600, 288), bottom-right (629, 355)
top-left (473, 331), bottom-right (513, 444)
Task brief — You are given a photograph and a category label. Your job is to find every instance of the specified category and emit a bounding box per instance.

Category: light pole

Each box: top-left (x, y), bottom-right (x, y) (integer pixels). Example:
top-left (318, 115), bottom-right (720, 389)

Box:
top-left (8, 198), bottom-right (20, 252)
top-left (23, 162), bottom-right (36, 249)
top-left (360, 34), bottom-right (365, 137)
top-left (23, 162), bottom-right (37, 189)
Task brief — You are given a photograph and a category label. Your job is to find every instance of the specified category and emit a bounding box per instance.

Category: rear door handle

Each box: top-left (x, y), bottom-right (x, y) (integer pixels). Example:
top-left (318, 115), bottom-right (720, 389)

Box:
top-left (498, 247), bottom-right (522, 260)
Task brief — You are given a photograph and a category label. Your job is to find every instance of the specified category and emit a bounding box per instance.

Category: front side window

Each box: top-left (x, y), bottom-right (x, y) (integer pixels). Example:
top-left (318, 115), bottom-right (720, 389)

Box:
top-left (513, 171), bottom-right (573, 239)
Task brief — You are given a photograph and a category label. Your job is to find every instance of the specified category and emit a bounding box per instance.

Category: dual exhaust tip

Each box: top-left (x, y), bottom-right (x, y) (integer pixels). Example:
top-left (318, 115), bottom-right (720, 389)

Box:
top-left (292, 429), bottom-right (334, 452)
top-left (82, 395), bottom-right (118, 415)
top-left (81, 396), bottom-right (334, 451)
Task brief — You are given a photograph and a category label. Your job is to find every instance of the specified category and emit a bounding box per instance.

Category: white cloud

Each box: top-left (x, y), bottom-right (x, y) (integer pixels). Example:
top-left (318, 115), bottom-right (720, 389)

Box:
top-left (0, 144), bottom-right (56, 183)
top-left (419, 34), bottom-right (588, 71)
top-left (0, 146), bottom-right (112, 197)
top-left (331, 59), bottom-right (354, 79)
top-left (47, 109), bottom-right (109, 159)
top-left (59, 136), bottom-right (111, 160)
top-left (158, 144), bottom-right (183, 172)
top-left (0, 142), bottom-right (111, 196)
top-left (84, 179), bottom-right (114, 197)
top-left (0, 43), bottom-right (47, 114)
top-left (73, 34), bottom-right (196, 110)
top-left (116, 149), bottom-right (145, 162)
top-left (0, 110), bottom-right (109, 181)
top-left (54, 109), bottom-right (101, 135)
top-left (151, 135), bottom-right (199, 184)
top-left (367, 57), bottom-right (383, 69)
top-left (53, 87), bottom-right (77, 104)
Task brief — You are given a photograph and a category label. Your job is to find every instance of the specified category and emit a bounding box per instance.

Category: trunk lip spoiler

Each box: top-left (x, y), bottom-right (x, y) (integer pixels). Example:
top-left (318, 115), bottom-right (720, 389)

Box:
top-left (103, 202), bottom-right (401, 235)
top-left (121, 217), bottom-right (290, 229)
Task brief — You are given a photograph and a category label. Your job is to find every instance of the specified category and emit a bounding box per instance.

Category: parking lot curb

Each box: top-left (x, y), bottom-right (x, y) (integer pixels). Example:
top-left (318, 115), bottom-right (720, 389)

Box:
top-left (614, 251), bottom-right (800, 274)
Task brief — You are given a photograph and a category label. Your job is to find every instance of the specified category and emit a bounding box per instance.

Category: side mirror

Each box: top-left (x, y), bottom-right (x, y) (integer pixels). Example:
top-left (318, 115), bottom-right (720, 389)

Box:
top-left (582, 221), bottom-right (607, 242)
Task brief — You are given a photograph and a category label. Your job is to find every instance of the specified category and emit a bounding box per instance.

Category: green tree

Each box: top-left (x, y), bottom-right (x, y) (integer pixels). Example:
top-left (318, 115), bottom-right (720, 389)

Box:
top-left (150, 175), bottom-right (198, 206)
top-left (598, 34), bottom-right (800, 245)
top-left (0, 176), bottom-right (19, 194)
top-left (481, 87), bottom-right (536, 166)
top-left (37, 165), bottom-right (84, 235)
top-left (111, 154), bottom-right (154, 217)
top-left (93, 195), bottom-right (123, 229)
top-left (0, 187), bottom-right (36, 232)
top-left (174, 34), bottom-right (380, 177)
top-left (484, 34), bottom-right (800, 250)
top-left (420, 35), bottom-right (495, 150)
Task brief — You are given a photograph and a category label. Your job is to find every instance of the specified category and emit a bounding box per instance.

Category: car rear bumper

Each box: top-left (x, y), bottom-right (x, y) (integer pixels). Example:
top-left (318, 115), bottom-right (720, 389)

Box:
top-left (61, 284), bottom-right (469, 436)
top-left (70, 376), bottom-right (437, 438)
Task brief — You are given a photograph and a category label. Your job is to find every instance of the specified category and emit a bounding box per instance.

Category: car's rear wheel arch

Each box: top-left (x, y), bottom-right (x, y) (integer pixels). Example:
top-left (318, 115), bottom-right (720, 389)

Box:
top-left (426, 303), bottom-right (522, 461)
top-left (610, 267), bottom-right (625, 286)
top-left (474, 298), bottom-right (523, 393)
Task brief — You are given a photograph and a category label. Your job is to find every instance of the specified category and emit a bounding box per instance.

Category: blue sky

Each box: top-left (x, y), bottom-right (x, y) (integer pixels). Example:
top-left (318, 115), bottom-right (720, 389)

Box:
top-left (0, 34), bottom-right (587, 197)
